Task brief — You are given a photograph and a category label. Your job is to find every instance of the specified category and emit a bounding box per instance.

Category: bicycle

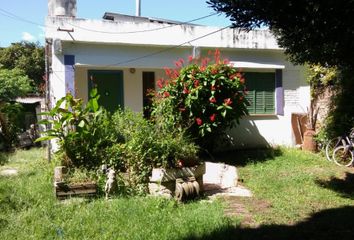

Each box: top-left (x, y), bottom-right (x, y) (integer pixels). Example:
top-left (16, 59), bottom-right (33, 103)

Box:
top-left (332, 129), bottom-right (354, 167)
top-left (325, 128), bottom-right (354, 162)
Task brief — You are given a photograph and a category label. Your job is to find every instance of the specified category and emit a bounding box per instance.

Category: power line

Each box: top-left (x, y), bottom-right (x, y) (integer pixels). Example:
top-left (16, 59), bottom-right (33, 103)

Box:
top-left (0, 7), bottom-right (219, 34)
top-left (66, 12), bottom-right (219, 34)
top-left (0, 8), bottom-right (47, 28)
top-left (49, 25), bottom-right (231, 70)
top-left (97, 25), bottom-right (231, 67)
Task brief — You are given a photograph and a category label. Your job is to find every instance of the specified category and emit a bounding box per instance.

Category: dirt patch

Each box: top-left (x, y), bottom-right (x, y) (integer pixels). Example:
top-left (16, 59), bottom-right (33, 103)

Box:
top-left (222, 195), bottom-right (272, 227)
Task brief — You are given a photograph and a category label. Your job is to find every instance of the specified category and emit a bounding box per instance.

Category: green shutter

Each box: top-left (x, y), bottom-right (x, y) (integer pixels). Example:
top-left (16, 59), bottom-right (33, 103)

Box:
top-left (244, 72), bottom-right (275, 115)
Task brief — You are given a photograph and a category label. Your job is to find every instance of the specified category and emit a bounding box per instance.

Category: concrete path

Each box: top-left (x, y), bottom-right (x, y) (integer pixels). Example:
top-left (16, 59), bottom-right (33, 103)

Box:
top-left (203, 161), bottom-right (252, 197)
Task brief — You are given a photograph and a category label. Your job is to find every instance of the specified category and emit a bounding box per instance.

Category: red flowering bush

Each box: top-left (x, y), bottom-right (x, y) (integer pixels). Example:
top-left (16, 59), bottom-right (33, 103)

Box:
top-left (152, 50), bottom-right (249, 149)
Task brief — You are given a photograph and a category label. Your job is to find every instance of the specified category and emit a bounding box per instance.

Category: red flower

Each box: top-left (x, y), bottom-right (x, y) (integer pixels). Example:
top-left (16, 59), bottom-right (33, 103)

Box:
top-left (239, 77), bottom-right (245, 84)
top-left (164, 67), bottom-right (171, 77)
top-left (224, 98), bottom-right (232, 106)
top-left (174, 61), bottom-right (182, 68)
top-left (163, 91), bottom-right (170, 98)
top-left (188, 55), bottom-right (194, 63)
top-left (211, 68), bottom-right (218, 75)
top-left (209, 97), bottom-right (217, 103)
top-left (214, 49), bottom-right (220, 63)
top-left (194, 80), bottom-right (199, 88)
top-left (183, 87), bottom-right (190, 94)
top-left (210, 114), bottom-right (216, 122)
top-left (177, 159), bottom-right (184, 168)
top-left (211, 85), bottom-right (216, 91)
top-left (196, 118), bottom-right (203, 126)
top-left (223, 59), bottom-right (230, 64)
top-left (157, 79), bottom-right (164, 88)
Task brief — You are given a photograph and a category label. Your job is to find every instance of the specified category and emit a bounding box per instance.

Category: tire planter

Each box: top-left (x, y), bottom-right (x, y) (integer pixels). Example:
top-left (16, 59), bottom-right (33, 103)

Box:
top-left (148, 163), bottom-right (205, 201)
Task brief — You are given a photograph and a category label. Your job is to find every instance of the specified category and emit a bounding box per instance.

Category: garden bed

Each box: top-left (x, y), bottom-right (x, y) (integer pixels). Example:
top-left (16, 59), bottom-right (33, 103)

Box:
top-left (54, 166), bottom-right (97, 199)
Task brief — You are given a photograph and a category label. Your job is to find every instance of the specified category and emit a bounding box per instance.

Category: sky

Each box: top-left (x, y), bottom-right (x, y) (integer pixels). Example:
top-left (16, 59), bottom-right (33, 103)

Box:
top-left (0, 0), bottom-right (232, 48)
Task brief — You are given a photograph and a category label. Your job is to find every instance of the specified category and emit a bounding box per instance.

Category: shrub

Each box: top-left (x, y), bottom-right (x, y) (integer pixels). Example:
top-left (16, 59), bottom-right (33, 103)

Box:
top-left (0, 102), bottom-right (24, 150)
top-left (111, 109), bottom-right (199, 194)
top-left (151, 49), bottom-right (249, 150)
top-left (38, 89), bottom-right (122, 170)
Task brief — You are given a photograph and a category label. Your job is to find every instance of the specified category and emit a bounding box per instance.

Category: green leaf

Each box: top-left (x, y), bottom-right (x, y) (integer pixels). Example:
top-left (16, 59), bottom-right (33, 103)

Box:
top-left (221, 110), bottom-right (226, 118)
top-left (90, 88), bottom-right (98, 98)
top-left (35, 135), bottom-right (57, 142)
top-left (78, 120), bottom-right (85, 128)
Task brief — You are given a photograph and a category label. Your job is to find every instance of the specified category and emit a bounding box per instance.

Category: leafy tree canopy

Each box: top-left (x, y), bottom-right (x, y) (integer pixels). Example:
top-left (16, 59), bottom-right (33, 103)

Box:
top-left (0, 68), bottom-right (33, 102)
top-left (207, 0), bottom-right (354, 67)
top-left (0, 41), bottom-right (44, 93)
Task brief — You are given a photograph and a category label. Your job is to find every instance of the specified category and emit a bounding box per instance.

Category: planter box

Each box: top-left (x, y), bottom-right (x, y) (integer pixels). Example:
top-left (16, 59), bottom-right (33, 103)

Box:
top-left (55, 181), bottom-right (97, 200)
top-left (54, 166), bottom-right (97, 199)
top-left (149, 163), bottom-right (205, 200)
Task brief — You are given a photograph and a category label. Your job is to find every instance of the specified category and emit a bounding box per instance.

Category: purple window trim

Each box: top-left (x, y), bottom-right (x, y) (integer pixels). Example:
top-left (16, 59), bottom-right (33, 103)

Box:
top-left (64, 55), bottom-right (75, 96)
top-left (275, 69), bottom-right (284, 116)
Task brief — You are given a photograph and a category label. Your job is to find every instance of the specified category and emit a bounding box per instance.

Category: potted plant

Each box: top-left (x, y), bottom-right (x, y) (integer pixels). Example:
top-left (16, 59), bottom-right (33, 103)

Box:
top-left (302, 101), bottom-right (319, 152)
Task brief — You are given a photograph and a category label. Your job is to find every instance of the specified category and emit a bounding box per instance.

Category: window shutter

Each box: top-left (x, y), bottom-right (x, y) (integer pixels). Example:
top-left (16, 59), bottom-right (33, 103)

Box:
top-left (244, 72), bottom-right (275, 115)
top-left (64, 55), bottom-right (75, 96)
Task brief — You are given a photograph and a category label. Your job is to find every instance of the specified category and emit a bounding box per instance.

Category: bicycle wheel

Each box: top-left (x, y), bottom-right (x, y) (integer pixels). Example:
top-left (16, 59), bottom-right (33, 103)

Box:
top-left (332, 146), bottom-right (354, 167)
top-left (325, 138), bottom-right (342, 161)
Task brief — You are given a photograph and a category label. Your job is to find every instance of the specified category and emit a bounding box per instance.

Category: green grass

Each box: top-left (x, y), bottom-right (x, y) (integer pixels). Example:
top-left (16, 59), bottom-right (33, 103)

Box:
top-left (237, 147), bottom-right (354, 225)
top-left (0, 148), bottom-right (235, 240)
top-left (1, 147), bottom-right (354, 240)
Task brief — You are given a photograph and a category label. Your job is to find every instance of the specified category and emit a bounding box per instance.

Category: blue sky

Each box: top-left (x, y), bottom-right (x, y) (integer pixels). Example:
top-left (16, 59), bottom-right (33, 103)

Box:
top-left (0, 0), bottom-right (231, 47)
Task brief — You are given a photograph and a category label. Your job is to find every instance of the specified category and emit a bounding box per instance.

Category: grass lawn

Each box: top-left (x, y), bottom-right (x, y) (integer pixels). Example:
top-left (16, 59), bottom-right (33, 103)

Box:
top-left (1, 147), bottom-right (354, 239)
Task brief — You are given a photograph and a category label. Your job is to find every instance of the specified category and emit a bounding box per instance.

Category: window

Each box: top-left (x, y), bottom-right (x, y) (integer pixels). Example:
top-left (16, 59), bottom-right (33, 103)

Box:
top-left (244, 72), bottom-right (275, 115)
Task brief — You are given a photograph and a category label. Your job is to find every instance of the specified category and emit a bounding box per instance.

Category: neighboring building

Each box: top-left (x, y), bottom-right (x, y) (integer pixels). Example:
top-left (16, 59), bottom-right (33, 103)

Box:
top-left (45, 0), bottom-right (310, 149)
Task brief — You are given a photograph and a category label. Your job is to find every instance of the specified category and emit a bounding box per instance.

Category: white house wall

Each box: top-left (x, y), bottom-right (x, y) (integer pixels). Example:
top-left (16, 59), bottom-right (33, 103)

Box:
top-left (46, 15), bottom-right (310, 149)
top-left (46, 17), bottom-right (280, 50)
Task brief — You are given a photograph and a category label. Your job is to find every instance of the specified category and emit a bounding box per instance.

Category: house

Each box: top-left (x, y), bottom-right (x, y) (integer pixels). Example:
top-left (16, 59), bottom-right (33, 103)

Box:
top-left (45, 0), bottom-right (310, 149)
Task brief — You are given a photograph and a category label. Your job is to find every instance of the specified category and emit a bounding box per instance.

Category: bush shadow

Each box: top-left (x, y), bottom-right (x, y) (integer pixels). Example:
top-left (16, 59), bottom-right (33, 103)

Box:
top-left (182, 206), bottom-right (354, 240)
top-left (315, 171), bottom-right (354, 199)
top-left (201, 147), bottom-right (283, 167)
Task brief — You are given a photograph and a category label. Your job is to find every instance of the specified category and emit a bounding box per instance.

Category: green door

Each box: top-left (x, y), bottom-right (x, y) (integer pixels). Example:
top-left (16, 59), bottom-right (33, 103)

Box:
top-left (88, 70), bottom-right (124, 112)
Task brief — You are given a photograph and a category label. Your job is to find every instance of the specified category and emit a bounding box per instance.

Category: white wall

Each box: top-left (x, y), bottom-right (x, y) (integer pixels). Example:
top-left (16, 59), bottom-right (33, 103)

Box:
top-left (47, 16), bottom-right (309, 149)
top-left (46, 17), bottom-right (280, 50)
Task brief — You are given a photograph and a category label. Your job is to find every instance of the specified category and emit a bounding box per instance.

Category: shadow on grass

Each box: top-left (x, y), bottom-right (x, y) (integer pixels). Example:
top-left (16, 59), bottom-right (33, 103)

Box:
top-left (201, 147), bottom-right (283, 167)
top-left (315, 172), bottom-right (354, 199)
top-left (0, 152), bottom-right (9, 166)
top-left (183, 206), bottom-right (354, 240)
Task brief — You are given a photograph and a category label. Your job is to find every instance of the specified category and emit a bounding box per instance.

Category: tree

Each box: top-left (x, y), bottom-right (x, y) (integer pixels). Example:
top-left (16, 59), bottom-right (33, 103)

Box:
top-left (0, 41), bottom-right (45, 93)
top-left (0, 68), bottom-right (32, 150)
top-left (0, 68), bottom-right (33, 102)
top-left (208, 0), bottom-right (354, 139)
top-left (207, 0), bottom-right (354, 67)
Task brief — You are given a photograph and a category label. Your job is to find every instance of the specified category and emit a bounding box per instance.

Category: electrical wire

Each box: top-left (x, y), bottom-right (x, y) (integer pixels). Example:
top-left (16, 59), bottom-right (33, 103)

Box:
top-left (0, 8), bottom-right (47, 28)
top-left (0, 7), bottom-right (220, 34)
top-left (106, 25), bottom-right (231, 66)
top-left (50, 25), bottom-right (231, 70)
